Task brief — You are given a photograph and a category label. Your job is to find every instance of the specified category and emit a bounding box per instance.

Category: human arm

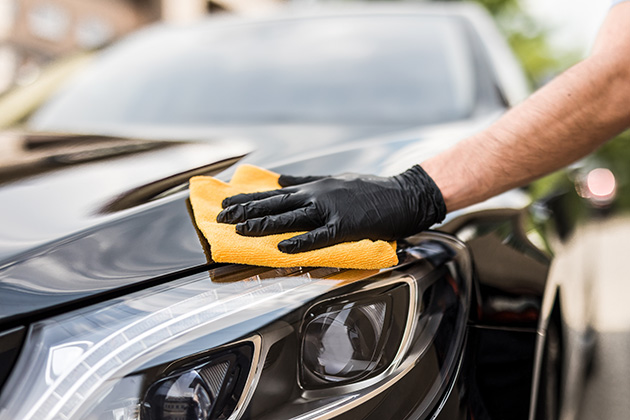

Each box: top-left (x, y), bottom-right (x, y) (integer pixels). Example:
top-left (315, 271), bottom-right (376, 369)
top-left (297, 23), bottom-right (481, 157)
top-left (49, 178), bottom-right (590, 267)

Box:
top-left (422, 2), bottom-right (630, 211)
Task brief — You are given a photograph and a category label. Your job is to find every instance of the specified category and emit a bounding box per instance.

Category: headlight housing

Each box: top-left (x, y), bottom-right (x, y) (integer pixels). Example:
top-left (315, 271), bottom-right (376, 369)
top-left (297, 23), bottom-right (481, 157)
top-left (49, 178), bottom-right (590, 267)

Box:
top-left (0, 233), bottom-right (471, 420)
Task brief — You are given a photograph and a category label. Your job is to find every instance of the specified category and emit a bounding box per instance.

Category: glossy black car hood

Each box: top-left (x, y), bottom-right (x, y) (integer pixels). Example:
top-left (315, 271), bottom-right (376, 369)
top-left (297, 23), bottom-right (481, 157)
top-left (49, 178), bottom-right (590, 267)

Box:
top-left (0, 131), bottom-right (253, 326)
top-left (0, 120), bottom-right (488, 326)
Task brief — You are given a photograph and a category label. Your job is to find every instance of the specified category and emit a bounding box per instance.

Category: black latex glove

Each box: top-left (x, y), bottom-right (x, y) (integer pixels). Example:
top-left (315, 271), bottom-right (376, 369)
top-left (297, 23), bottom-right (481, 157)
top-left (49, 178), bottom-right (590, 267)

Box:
top-left (216, 165), bottom-right (446, 254)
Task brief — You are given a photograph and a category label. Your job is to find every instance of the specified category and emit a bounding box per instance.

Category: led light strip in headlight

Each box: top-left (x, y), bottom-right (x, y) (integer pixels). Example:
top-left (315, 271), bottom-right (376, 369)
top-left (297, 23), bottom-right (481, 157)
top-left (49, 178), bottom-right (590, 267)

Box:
top-left (28, 282), bottom-right (286, 420)
top-left (0, 268), bottom-right (347, 420)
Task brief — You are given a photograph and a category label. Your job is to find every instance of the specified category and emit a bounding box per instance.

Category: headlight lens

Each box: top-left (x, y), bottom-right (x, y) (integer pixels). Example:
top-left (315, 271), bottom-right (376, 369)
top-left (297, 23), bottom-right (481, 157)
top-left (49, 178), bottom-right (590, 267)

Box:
top-left (302, 300), bottom-right (387, 382)
top-left (141, 347), bottom-right (252, 420)
top-left (299, 280), bottom-right (411, 389)
top-left (147, 370), bottom-right (214, 420)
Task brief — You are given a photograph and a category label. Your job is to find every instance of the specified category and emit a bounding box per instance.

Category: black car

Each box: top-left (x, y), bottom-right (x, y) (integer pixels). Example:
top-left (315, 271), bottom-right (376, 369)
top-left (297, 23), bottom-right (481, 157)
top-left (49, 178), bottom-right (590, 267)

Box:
top-left (0, 2), bottom-right (608, 420)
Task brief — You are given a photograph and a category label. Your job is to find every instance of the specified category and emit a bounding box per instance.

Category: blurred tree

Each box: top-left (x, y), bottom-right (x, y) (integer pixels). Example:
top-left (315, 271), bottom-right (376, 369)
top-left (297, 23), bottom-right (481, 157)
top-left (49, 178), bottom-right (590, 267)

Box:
top-left (468, 0), bottom-right (580, 86)
top-left (470, 0), bottom-right (518, 16)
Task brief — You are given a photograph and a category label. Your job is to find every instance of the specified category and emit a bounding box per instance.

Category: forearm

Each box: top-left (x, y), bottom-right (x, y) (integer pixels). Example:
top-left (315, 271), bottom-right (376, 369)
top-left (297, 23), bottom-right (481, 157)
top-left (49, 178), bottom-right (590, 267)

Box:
top-left (423, 4), bottom-right (630, 212)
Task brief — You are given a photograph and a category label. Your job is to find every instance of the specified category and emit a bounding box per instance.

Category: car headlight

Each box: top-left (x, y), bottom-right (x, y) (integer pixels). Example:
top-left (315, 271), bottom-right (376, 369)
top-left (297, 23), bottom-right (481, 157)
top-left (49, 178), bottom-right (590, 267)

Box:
top-left (0, 233), bottom-right (471, 420)
top-left (302, 299), bottom-right (390, 383)
top-left (300, 283), bottom-right (409, 387)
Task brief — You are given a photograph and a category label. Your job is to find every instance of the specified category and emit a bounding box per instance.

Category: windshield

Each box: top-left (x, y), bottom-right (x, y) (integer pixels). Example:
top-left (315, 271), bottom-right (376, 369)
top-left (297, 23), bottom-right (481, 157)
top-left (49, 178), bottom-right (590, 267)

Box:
top-left (29, 14), bottom-right (478, 132)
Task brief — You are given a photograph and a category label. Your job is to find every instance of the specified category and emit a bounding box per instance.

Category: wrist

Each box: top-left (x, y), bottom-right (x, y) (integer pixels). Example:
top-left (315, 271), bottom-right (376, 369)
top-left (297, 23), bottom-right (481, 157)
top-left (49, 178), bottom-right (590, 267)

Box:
top-left (421, 135), bottom-right (491, 212)
top-left (398, 165), bottom-right (447, 228)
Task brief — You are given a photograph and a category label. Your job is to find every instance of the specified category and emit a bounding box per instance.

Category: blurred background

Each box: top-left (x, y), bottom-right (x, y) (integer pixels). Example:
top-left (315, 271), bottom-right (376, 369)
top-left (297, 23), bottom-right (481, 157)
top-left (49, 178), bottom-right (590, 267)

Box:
top-left (0, 0), bottom-right (610, 96)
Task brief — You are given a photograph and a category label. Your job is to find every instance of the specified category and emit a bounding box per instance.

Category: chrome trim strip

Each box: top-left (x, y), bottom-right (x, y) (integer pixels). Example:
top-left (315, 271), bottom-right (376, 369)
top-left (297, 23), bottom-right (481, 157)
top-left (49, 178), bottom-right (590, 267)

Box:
top-left (227, 334), bottom-right (262, 420)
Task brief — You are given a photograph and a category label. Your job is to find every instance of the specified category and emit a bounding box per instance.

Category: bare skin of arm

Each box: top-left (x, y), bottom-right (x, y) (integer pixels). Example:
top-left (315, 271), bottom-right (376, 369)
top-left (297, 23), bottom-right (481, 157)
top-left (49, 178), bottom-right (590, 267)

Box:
top-left (422, 3), bottom-right (630, 212)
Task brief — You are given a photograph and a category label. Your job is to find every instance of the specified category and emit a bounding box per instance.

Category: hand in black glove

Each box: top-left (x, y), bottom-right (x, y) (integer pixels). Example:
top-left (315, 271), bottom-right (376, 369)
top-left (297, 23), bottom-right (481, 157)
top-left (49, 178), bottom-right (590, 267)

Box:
top-left (216, 165), bottom-right (446, 253)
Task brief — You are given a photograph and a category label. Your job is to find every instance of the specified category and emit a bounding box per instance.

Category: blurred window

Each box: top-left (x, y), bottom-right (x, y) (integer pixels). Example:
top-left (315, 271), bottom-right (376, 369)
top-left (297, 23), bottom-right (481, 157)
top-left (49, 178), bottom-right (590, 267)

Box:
top-left (30, 15), bottom-right (481, 131)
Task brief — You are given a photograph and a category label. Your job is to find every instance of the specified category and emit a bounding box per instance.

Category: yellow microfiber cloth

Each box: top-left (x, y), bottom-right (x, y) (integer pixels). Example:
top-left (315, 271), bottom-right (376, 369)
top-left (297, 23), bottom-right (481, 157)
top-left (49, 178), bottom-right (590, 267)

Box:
top-left (189, 164), bottom-right (399, 269)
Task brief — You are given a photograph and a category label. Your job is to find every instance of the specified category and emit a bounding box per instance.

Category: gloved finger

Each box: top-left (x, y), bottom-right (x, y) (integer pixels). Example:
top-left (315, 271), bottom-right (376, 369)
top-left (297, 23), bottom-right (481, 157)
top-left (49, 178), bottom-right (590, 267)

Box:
top-left (235, 206), bottom-right (320, 236)
top-left (278, 174), bottom-right (326, 187)
top-left (222, 188), bottom-right (291, 208)
top-left (217, 193), bottom-right (302, 224)
top-left (277, 223), bottom-right (338, 253)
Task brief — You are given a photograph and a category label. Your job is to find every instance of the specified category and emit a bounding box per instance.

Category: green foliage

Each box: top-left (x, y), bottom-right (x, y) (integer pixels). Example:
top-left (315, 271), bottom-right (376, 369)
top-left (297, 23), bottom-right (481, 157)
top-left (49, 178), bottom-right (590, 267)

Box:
top-left (468, 0), bottom-right (580, 85)
top-left (470, 0), bottom-right (519, 16)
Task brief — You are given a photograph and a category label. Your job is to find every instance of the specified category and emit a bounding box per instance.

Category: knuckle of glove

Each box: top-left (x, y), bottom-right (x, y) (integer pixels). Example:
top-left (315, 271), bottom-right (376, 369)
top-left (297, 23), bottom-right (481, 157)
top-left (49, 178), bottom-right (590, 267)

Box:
top-left (217, 205), bottom-right (238, 223)
top-left (221, 204), bottom-right (249, 223)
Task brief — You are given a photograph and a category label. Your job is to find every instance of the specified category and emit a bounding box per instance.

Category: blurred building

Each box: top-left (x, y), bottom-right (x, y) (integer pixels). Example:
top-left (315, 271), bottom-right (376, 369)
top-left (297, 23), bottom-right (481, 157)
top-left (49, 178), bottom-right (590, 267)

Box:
top-left (0, 0), bottom-right (283, 94)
